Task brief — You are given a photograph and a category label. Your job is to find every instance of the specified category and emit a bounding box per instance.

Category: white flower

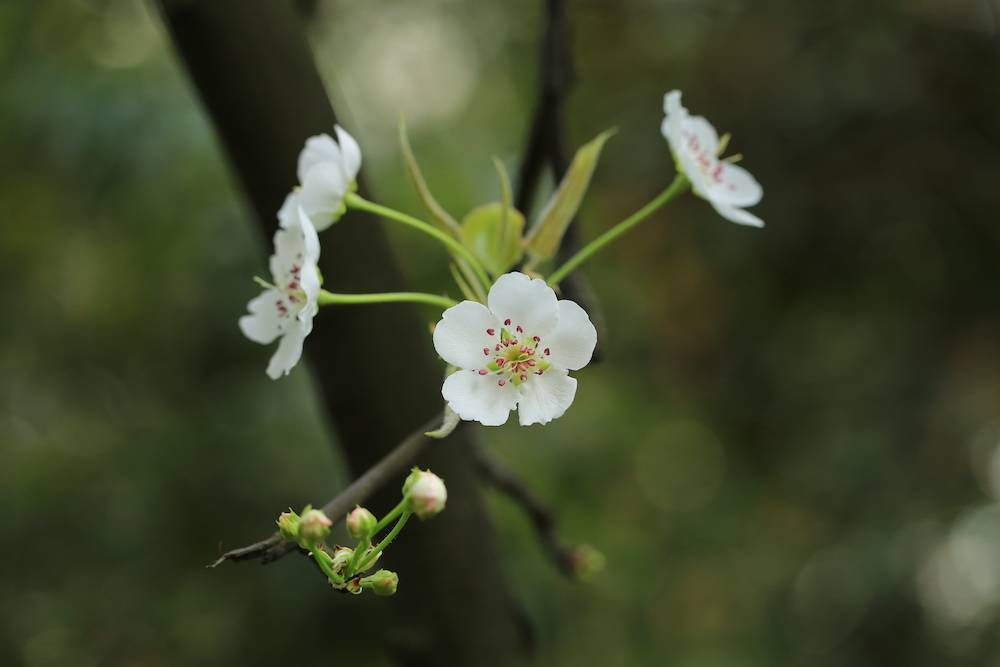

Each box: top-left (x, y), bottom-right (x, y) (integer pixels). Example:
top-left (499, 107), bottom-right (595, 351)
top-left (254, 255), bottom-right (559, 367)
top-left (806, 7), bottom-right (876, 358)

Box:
top-left (278, 125), bottom-right (362, 231)
top-left (661, 90), bottom-right (764, 228)
top-left (239, 207), bottom-right (321, 379)
top-left (432, 272), bottom-right (597, 426)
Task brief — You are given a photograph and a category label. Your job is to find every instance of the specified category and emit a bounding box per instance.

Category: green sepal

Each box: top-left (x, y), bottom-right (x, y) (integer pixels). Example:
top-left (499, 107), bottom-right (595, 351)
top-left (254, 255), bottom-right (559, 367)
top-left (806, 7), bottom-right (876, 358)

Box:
top-left (523, 128), bottom-right (616, 267)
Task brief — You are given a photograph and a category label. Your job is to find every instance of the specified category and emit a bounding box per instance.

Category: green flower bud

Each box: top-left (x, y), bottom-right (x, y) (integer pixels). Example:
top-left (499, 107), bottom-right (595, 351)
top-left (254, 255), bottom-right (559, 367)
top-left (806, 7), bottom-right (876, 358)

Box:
top-left (361, 569), bottom-right (399, 596)
top-left (405, 469), bottom-right (448, 520)
top-left (298, 507), bottom-right (332, 548)
top-left (276, 509), bottom-right (300, 542)
top-left (346, 506), bottom-right (377, 540)
top-left (569, 544), bottom-right (606, 582)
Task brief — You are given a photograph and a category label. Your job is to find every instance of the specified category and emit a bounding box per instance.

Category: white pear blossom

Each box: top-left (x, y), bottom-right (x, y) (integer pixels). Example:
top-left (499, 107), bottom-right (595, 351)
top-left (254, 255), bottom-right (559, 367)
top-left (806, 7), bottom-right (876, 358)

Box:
top-left (433, 272), bottom-right (597, 426)
top-left (239, 207), bottom-right (321, 379)
top-left (278, 125), bottom-right (362, 231)
top-left (661, 90), bottom-right (764, 228)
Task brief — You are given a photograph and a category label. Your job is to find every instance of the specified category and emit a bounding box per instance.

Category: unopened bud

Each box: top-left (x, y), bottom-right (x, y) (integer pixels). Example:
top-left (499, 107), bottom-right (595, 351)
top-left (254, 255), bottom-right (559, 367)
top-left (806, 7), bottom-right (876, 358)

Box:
top-left (346, 506), bottom-right (377, 540)
top-left (569, 544), bottom-right (606, 582)
top-left (361, 569), bottom-right (399, 596)
top-left (404, 469), bottom-right (447, 520)
top-left (276, 509), bottom-right (300, 541)
top-left (298, 507), bottom-right (332, 547)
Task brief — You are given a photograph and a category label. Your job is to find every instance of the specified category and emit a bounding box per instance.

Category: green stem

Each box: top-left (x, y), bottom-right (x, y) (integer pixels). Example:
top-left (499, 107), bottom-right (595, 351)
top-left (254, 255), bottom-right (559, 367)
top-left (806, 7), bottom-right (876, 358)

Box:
top-left (345, 536), bottom-right (370, 578)
top-left (310, 546), bottom-right (343, 585)
top-left (362, 511), bottom-right (412, 570)
top-left (345, 192), bottom-right (492, 292)
top-left (318, 289), bottom-right (456, 310)
top-left (546, 174), bottom-right (689, 287)
top-left (372, 498), bottom-right (408, 535)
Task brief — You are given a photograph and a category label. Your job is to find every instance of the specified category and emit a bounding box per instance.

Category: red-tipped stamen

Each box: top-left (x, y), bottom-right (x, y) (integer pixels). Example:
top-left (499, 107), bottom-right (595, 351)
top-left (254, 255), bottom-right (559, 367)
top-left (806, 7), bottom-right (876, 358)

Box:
top-left (478, 369), bottom-right (488, 376)
top-left (486, 328), bottom-right (495, 336)
top-left (504, 318), bottom-right (511, 326)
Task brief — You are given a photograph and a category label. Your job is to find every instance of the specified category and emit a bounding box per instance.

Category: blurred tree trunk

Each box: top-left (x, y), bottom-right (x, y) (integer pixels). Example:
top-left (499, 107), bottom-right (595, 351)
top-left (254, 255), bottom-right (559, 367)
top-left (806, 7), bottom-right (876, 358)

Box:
top-left (157, 1), bottom-right (527, 664)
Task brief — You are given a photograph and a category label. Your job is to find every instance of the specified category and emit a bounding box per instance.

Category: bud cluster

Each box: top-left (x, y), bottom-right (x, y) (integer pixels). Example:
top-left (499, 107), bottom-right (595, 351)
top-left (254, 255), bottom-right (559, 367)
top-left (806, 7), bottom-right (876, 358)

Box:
top-left (273, 468), bottom-right (448, 597)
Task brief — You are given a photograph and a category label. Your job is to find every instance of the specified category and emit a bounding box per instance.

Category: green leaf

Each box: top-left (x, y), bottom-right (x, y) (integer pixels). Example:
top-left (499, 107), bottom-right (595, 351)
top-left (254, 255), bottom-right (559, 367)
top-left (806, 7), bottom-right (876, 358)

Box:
top-left (398, 115), bottom-right (462, 236)
top-left (523, 128), bottom-right (616, 265)
top-left (461, 203), bottom-right (525, 277)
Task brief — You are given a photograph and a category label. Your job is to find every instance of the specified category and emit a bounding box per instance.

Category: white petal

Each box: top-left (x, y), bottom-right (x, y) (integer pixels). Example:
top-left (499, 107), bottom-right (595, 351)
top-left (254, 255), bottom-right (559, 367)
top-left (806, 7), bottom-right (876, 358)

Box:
top-left (239, 289), bottom-right (285, 345)
top-left (516, 370), bottom-right (577, 426)
top-left (710, 200), bottom-right (765, 228)
top-left (442, 369), bottom-right (519, 426)
top-left (298, 162), bottom-right (347, 230)
top-left (544, 300), bottom-right (597, 371)
top-left (298, 133), bottom-right (341, 184)
top-left (334, 125), bottom-right (362, 181)
top-left (708, 162), bottom-right (762, 208)
top-left (270, 208), bottom-right (321, 284)
top-left (277, 190), bottom-right (301, 229)
top-left (266, 323), bottom-right (308, 379)
top-left (663, 89), bottom-right (683, 116)
top-left (661, 90), bottom-right (687, 150)
top-left (684, 116), bottom-right (719, 156)
top-left (487, 272), bottom-right (558, 337)
top-left (433, 301), bottom-right (500, 370)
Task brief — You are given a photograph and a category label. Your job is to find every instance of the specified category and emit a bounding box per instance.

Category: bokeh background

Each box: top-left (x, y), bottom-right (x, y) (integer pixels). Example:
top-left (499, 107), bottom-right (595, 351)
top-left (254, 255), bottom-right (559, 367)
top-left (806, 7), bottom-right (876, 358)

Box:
top-left (4, 0), bottom-right (1000, 665)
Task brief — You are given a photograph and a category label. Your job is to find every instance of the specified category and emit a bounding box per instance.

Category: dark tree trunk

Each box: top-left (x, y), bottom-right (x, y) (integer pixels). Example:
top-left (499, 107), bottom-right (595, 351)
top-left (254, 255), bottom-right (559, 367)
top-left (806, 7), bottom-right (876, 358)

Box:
top-left (157, 1), bottom-right (528, 663)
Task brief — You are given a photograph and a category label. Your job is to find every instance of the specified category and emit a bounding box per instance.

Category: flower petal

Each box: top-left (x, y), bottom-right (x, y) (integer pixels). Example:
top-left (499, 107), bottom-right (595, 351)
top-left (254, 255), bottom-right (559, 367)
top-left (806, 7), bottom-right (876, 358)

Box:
top-left (442, 369), bottom-right (519, 426)
top-left (433, 300), bottom-right (500, 369)
top-left (544, 300), bottom-right (597, 371)
top-left (516, 369), bottom-right (577, 426)
top-left (710, 200), bottom-right (765, 228)
top-left (684, 116), bottom-right (719, 157)
top-left (335, 125), bottom-right (362, 182)
top-left (708, 162), bottom-right (762, 208)
top-left (270, 207), bottom-right (321, 286)
top-left (277, 190), bottom-right (301, 229)
top-left (298, 162), bottom-right (347, 230)
top-left (239, 289), bottom-right (285, 345)
top-left (298, 133), bottom-right (341, 184)
top-left (487, 272), bottom-right (558, 337)
top-left (266, 322), bottom-right (308, 380)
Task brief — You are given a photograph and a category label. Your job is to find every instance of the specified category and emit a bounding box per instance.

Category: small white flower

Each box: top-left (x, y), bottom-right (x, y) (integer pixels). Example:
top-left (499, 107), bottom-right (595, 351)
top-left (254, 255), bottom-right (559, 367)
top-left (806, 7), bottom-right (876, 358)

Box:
top-left (239, 207), bottom-right (321, 379)
top-left (661, 90), bottom-right (764, 228)
top-left (278, 125), bottom-right (362, 231)
top-left (433, 272), bottom-right (597, 426)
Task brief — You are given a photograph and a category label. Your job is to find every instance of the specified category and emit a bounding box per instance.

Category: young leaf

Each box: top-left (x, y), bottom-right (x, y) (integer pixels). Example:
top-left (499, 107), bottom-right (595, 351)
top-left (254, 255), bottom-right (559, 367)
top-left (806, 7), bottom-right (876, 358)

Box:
top-left (461, 203), bottom-right (525, 277)
top-left (523, 128), bottom-right (616, 265)
top-left (398, 115), bottom-right (462, 236)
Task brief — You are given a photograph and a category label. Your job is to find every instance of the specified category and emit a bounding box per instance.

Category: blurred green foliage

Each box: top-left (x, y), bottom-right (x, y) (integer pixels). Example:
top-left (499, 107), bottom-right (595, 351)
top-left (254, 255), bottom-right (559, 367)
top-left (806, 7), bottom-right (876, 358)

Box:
top-left (3, 0), bottom-right (1000, 665)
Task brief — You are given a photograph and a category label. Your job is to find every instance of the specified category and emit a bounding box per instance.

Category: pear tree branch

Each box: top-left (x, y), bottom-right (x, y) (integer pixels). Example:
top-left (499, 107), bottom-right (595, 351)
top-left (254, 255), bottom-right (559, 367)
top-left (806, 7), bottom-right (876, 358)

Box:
top-left (209, 412), bottom-right (448, 568)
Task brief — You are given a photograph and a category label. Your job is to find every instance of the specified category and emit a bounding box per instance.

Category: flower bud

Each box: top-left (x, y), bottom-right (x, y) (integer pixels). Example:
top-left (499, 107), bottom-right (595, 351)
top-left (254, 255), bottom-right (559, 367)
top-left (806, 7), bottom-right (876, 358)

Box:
top-left (276, 509), bottom-right (300, 541)
top-left (298, 507), bottom-right (332, 547)
top-left (361, 569), bottom-right (399, 596)
top-left (346, 506), bottom-right (377, 540)
top-left (404, 469), bottom-right (447, 519)
top-left (569, 544), bottom-right (606, 582)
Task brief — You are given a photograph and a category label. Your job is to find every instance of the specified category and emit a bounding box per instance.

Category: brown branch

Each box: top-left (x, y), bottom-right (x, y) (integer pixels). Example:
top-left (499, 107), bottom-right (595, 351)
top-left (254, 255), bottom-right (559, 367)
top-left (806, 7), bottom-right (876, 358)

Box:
top-left (473, 444), bottom-right (582, 579)
top-left (516, 0), bottom-right (607, 361)
top-left (209, 412), bottom-right (447, 568)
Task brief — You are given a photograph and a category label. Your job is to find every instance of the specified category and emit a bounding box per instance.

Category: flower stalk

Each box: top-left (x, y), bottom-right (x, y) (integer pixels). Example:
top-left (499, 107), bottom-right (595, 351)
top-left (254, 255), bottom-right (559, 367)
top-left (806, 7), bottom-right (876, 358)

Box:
top-left (546, 174), bottom-right (689, 287)
top-left (344, 191), bottom-right (492, 292)
top-left (317, 290), bottom-right (456, 310)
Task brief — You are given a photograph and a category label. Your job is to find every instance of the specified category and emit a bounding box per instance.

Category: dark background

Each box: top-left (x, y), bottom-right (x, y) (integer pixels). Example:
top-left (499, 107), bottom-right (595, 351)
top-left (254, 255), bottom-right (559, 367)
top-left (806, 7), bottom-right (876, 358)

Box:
top-left (3, 0), bottom-right (1000, 665)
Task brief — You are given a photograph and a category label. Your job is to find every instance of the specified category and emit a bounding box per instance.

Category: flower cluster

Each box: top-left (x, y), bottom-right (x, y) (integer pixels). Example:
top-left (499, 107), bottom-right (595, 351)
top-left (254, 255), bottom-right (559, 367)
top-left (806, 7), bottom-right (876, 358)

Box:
top-left (275, 469), bottom-right (447, 595)
top-left (240, 91), bottom-right (763, 427)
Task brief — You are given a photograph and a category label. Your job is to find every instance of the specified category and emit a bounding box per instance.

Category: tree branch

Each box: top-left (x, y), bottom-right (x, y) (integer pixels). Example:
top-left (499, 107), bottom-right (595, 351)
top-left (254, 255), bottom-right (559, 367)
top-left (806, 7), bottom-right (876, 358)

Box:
top-left (473, 444), bottom-right (581, 578)
top-left (209, 412), bottom-right (447, 568)
top-left (516, 0), bottom-right (606, 359)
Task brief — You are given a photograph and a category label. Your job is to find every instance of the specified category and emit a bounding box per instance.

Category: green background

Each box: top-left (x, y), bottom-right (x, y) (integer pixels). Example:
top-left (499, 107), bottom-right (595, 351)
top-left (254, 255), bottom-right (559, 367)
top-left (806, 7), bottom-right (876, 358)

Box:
top-left (3, 0), bottom-right (1000, 665)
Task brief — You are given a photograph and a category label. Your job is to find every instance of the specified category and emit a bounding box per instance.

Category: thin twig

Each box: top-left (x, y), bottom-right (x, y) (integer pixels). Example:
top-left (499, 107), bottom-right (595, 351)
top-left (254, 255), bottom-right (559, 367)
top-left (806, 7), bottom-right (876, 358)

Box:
top-left (208, 412), bottom-right (448, 568)
top-left (473, 444), bottom-right (580, 578)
